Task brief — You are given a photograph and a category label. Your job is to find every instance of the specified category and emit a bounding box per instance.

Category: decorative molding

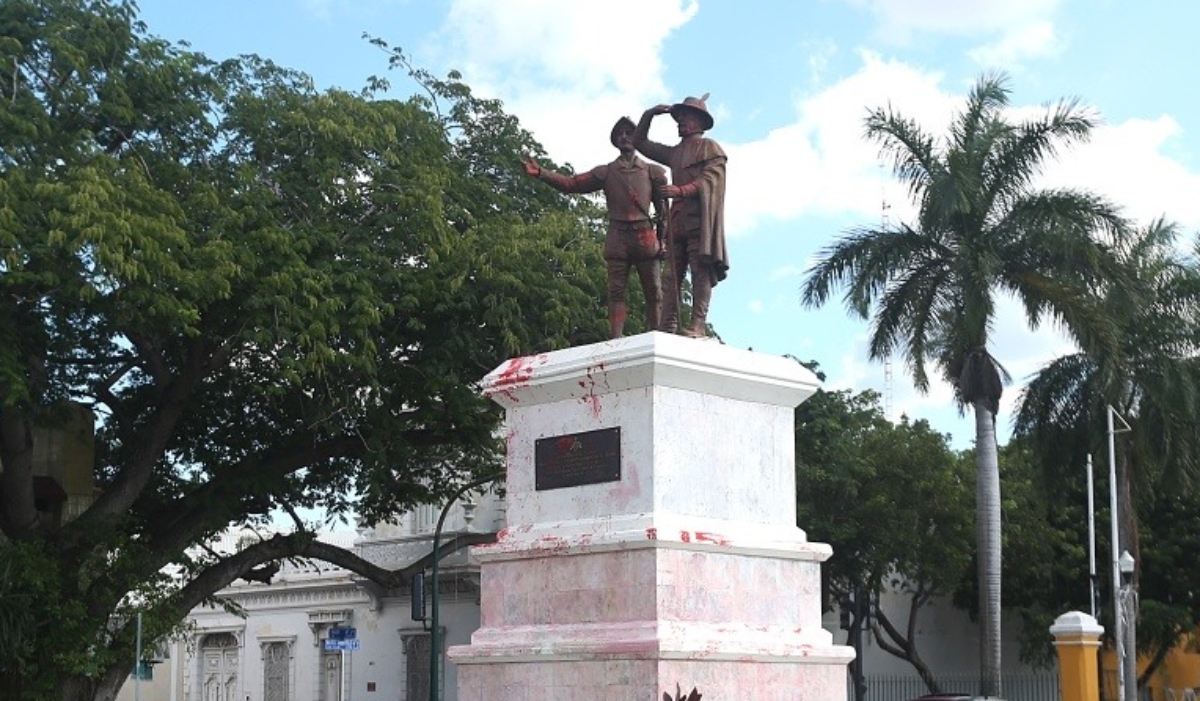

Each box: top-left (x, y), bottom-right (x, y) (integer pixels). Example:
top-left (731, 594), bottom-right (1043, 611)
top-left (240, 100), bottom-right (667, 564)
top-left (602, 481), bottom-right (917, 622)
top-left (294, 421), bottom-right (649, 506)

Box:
top-left (227, 585), bottom-right (367, 610)
top-left (192, 625), bottom-right (245, 647)
top-left (307, 609), bottom-right (353, 646)
top-left (257, 636), bottom-right (297, 659)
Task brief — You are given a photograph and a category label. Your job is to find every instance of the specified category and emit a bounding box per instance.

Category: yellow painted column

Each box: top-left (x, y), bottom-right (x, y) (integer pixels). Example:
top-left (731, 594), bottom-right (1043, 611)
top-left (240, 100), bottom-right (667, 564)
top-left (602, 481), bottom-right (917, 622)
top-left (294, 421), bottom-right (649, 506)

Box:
top-left (1051, 611), bottom-right (1105, 701)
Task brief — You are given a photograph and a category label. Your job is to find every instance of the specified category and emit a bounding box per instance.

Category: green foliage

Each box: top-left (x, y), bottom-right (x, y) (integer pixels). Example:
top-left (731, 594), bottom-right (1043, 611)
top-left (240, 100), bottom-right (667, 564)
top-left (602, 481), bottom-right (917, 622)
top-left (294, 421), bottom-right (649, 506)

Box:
top-left (795, 379), bottom-right (972, 683)
top-left (1130, 484), bottom-right (1200, 675)
top-left (0, 2), bottom-right (611, 698)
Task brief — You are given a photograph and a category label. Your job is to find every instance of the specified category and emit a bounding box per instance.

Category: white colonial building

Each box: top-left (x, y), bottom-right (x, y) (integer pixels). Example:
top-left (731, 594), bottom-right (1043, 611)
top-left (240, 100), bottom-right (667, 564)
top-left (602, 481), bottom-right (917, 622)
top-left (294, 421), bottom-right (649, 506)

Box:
top-left (119, 489), bottom-right (504, 701)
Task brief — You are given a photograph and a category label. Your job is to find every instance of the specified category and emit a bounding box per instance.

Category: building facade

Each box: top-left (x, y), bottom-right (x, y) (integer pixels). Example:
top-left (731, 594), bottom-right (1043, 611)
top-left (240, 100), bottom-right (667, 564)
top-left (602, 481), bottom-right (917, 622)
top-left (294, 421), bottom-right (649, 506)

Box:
top-left (119, 490), bottom-right (503, 701)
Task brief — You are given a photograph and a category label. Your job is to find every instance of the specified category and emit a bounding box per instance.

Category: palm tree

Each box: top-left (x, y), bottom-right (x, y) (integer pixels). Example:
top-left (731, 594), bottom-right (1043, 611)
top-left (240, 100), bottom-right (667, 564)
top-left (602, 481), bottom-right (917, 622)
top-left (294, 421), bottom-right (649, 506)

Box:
top-left (1014, 220), bottom-right (1200, 697)
top-left (801, 72), bottom-right (1127, 698)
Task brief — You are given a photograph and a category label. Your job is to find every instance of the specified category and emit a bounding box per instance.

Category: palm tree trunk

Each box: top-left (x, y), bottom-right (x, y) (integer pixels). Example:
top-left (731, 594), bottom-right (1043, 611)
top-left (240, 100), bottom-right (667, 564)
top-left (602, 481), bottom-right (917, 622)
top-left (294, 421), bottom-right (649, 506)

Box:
top-left (974, 401), bottom-right (1002, 698)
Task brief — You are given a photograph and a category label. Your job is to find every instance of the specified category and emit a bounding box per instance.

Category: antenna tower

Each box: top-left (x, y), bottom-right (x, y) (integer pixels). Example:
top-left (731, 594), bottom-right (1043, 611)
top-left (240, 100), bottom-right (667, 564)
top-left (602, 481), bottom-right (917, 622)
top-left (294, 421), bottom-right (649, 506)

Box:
top-left (880, 166), bottom-right (894, 419)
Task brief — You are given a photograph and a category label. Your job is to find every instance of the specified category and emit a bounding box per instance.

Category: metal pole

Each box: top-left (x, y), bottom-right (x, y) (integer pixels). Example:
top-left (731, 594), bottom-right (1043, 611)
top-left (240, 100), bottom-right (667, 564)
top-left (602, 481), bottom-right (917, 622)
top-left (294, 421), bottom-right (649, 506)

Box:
top-left (135, 611), bottom-right (143, 701)
top-left (1087, 454), bottom-right (1097, 618)
top-left (1108, 406), bottom-right (1125, 701)
top-left (429, 473), bottom-right (503, 701)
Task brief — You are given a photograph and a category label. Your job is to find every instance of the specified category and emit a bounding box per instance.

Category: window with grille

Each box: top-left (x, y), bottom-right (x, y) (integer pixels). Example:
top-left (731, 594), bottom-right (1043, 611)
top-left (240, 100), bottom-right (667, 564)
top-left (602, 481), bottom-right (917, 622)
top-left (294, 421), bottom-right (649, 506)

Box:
top-left (263, 641), bottom-right (289, 701)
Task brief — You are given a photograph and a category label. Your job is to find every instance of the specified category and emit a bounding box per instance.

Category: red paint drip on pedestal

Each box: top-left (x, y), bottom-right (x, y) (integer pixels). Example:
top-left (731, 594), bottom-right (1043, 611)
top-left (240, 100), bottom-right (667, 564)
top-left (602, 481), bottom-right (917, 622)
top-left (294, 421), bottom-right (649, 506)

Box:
top-left (677, 530), bottom-right (731, 547)
top-left (578, 361), bottom-right (608, 418)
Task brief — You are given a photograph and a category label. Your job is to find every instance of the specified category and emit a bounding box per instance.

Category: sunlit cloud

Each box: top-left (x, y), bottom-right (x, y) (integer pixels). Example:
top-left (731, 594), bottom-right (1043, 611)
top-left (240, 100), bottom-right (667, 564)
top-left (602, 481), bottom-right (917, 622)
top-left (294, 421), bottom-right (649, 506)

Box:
top-left (967, 20), bottom-right (1064, 68)
top-left (436, 0), bottom-right (697, 169)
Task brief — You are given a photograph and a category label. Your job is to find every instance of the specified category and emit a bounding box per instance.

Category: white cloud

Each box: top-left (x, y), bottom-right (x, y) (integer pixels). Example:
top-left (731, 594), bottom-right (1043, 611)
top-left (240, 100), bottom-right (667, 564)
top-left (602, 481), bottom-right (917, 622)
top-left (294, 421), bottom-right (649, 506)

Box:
top-left (727, 54), bottom-right (1200, 240)
top-left (748, 299), bottom-right (764, 314)
top-left (768, 264), bottom-right (806, 282)
top-left (725, 51), bottom-right (950, 236)
top-left (437, 0), bottom-right (697, 168)
top-left (842, 0), bottom-right (1065, 67)
top-left (843, 0), bottom-right (1062, 38)
top-left (967, 20), bottom-right (1063, 67)
top-left (1038, 116), bottom-right (1200, 230)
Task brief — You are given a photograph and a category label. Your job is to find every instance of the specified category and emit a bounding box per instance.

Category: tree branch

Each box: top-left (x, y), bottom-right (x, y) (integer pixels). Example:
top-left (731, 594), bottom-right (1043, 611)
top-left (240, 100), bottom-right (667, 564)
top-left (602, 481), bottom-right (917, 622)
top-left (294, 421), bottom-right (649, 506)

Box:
top-left (144, 433), bottom-right (367, 549)
top-left (64, 337), bottom-right (211, 541)
top-left (161, 530), bottom-right (496, 622)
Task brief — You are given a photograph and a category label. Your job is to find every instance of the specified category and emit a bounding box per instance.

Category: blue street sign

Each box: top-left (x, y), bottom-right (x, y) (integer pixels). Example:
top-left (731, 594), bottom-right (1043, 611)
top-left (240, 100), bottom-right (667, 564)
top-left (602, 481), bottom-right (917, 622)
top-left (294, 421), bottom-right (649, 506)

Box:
top-left (322, 639), bottom-right (361, 651)
top-left (328, 627), bottom-right (357, 641)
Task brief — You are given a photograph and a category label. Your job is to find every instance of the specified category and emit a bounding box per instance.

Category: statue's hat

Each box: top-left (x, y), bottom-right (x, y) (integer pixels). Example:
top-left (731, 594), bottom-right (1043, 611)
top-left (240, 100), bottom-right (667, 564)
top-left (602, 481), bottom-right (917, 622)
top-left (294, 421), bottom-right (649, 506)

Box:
top-left (669, 93), bottom-right (713, 131)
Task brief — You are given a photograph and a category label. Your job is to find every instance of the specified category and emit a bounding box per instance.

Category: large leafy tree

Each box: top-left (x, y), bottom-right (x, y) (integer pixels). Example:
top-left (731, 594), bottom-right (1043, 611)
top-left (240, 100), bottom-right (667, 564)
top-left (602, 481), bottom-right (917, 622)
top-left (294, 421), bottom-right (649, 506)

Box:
top-left (1014, 220), bottom-right (1200, 692)
top-left (0, 2), bottom-right (611, 699)
top-left (801, 73), bottom-right (1126, 697)
top-left (795, 379), bottom-right (973, 698)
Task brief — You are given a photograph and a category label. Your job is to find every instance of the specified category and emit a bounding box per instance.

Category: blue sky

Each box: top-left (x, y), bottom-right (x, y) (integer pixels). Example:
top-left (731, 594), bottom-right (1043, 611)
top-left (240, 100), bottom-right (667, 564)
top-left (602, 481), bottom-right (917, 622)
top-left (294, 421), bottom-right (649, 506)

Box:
top-left (135, 0), bottom-right (1200, 449)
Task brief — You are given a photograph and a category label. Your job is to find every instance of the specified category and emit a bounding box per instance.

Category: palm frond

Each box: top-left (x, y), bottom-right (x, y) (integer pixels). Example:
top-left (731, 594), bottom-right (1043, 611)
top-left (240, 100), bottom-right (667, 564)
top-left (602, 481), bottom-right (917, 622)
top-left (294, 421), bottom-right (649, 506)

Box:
top-left (865, 106), bottom-right (940, 203)
top-left (983, 97), bottom-right (1097, 206)
top-left (868, 257), bottom-right (953, 392)
top-left (802, 224), bottom-right (946, 317)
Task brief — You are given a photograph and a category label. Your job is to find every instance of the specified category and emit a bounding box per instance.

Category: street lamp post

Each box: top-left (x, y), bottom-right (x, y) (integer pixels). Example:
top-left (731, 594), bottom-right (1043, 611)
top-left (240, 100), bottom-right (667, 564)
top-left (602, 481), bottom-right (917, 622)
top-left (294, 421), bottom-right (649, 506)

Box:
top-left (1119, 551), bottom-right (1137, 701)
top-left (428, 473), bottom-right (503, 701)
top-left (1107, 405), bottom-right (1134, 701)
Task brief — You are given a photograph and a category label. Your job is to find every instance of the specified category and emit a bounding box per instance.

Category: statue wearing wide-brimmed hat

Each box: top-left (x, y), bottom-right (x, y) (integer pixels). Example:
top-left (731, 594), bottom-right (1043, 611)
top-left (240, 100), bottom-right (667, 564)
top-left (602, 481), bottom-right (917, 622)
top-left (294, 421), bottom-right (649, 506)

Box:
top-left (522, 118), bottom-right (669, 338)
top-left (633, 93), bottom-right (728, 338)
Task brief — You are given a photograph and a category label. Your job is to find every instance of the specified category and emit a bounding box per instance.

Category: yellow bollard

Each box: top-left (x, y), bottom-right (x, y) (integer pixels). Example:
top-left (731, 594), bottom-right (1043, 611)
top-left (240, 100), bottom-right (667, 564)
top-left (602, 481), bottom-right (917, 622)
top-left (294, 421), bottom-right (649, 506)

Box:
top-left (1051, 611), bottom-right (1105, 701)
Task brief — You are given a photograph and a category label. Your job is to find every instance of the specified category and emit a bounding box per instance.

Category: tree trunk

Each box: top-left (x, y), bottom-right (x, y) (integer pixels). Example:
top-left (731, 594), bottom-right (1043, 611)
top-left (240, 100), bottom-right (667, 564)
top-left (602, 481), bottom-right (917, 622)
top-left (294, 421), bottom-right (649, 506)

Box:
top-left (974, 401), bottom-right (1002, 698)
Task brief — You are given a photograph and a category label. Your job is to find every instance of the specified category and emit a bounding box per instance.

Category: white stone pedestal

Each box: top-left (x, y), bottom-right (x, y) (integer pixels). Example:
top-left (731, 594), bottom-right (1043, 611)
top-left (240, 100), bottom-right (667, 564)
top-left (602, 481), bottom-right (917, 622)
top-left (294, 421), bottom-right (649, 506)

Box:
top-left (448, 332), bottom-right (853, 700)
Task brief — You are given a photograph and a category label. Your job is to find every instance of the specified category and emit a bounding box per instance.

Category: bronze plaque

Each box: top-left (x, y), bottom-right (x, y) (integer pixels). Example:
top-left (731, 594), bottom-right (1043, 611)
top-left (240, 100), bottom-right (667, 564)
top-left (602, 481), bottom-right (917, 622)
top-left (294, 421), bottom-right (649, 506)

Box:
top-left (535, 427), bottom-right (621, 491)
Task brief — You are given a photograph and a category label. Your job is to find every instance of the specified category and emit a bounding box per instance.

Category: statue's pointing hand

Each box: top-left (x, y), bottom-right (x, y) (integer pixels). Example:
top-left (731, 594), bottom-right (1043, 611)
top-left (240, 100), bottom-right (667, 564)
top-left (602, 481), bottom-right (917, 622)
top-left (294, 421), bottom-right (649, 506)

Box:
top-left (521, 154), bottom-right (541, 178)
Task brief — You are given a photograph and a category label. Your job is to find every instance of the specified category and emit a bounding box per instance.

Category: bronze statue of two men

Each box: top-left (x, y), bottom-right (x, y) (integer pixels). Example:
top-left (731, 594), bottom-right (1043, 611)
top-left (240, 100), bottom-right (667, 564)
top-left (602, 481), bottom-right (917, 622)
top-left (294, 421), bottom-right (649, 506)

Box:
top-left (524, 95), bottom-right (728, 339)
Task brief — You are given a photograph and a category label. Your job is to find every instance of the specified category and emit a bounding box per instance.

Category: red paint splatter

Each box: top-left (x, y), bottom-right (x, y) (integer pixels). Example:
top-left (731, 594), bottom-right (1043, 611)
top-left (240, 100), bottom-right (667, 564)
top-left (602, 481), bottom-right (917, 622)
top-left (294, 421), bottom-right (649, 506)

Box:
top-left (694, 531), bottom-right (730, 547)
top-left (493, 355), bottom-right (540, 387)
top-left (489, 354), bottom-right (548, 403)
top-left (578, 362), bottom-right (607, 418)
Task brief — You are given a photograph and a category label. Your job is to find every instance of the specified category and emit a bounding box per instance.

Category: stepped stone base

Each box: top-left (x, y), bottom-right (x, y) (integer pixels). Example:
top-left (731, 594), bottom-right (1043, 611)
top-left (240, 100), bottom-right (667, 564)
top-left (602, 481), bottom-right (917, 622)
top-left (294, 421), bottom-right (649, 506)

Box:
top-left (448, 333), bottom-right (853, 700)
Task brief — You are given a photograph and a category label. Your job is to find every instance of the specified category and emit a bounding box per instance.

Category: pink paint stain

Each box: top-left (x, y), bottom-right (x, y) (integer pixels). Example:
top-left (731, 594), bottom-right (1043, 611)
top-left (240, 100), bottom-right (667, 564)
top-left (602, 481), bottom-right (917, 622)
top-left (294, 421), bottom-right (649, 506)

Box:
top-left (581, 393), bottom-right (602, 417)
